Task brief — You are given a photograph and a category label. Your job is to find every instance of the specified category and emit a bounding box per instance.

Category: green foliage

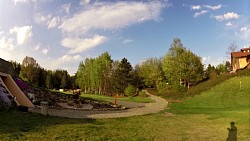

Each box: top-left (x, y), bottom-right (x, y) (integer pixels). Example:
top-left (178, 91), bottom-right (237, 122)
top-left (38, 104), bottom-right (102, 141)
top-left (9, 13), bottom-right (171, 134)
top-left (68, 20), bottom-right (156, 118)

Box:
top-left (76, 54), bottom-right (140, 96)
top-left (10, 61), bottom-right (21, 76)
top-left (163, 38), bottom-right (204, 89)
top-left (76, 52), bottom-right (113, 95)
top-left (138, 90), bottom-right (147, 97)
top-left (124, 85), bottom-right (136, 96)
top-left (46, 70), bottom-right (53, 89)
top-left (216, 63), bottom-right (227, 75)
top-left (112, 58), bottom-right (133, 94)
top-left (60, 71), bottom-right (70, 89)
top-left (138, 58), bottom-right (165, 88)
top-left (80, 92), bottom-right (152, 103)
top-left (18, 56), bottom-right (72, 89)
top-left (156, 81), bottom-right (168, 95)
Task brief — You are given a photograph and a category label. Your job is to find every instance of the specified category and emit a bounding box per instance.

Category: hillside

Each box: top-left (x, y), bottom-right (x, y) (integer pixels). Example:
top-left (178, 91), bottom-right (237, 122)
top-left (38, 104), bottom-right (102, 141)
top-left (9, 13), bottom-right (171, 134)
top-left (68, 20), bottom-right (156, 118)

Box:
top-left (0, 58), bottom-right (16, 77)
top-left (170, 75), bottom-right (250, 113)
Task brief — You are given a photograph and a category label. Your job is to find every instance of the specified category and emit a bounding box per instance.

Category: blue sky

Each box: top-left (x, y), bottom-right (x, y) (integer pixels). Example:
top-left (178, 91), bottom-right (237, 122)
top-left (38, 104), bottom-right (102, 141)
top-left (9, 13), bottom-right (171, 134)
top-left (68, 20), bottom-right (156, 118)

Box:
top-left (0, 0), bottom-right (249, 75)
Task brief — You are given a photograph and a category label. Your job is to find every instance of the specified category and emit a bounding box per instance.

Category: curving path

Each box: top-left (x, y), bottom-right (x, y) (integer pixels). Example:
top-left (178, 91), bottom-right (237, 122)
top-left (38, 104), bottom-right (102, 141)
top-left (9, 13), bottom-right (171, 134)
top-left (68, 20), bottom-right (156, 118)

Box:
top-left (29, 91), bottom-right (168, 119)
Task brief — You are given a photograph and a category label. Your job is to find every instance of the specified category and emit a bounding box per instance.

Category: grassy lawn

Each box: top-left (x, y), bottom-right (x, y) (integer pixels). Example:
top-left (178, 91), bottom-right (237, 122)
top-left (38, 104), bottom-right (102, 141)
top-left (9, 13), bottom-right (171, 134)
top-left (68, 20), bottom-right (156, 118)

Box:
top-left (80, 93), bottom-right (153, 103)
top-left (0, 76), bottom-right (249, 140)
top-left (0, 109), bottom-right (249, 141)
top-left (50, 90), bottom-right (153, 103)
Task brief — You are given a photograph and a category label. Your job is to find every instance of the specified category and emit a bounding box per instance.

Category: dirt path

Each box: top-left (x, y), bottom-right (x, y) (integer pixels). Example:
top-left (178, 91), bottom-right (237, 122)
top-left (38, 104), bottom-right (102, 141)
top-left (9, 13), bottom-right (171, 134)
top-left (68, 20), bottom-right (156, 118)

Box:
top-left (30, 91), bottom-right (168, 119)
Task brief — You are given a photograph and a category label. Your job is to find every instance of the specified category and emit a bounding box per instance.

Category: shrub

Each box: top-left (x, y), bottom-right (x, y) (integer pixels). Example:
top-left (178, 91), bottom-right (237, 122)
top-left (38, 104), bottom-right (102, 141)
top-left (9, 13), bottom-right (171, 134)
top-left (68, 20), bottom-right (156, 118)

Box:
top-left (156, 81), bottom-right (169, 95)
top-left (15, 78), bottom-right (30, 92)
top-left (124, 85), bottom-right (136, 96)
top-left (138, 91), bottom-right (147, 97)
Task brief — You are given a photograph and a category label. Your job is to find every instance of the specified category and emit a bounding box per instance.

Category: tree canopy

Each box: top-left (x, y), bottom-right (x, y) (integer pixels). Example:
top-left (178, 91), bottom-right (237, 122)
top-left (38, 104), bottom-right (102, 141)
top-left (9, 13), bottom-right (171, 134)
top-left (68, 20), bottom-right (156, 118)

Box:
top-left (163, 38), bottom-right (204, 89)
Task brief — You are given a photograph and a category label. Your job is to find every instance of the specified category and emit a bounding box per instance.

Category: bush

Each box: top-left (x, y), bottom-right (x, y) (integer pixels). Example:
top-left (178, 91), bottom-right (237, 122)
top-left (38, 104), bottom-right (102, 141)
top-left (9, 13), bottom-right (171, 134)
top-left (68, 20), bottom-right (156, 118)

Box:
top-left (156, 81), bottom-right (169, 95)
top-left (124, 85), bottom-right (136, 96)
top-left (138, 91), bottom-right (147, 97)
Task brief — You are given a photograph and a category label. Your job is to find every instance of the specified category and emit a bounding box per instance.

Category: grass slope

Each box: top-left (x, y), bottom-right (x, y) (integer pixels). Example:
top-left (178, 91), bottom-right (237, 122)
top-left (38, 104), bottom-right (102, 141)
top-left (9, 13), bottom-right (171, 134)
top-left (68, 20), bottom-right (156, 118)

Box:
top-left (169, 76), bottom-right (250, 113)
top-left (0, 76), bottom-right (249, 140)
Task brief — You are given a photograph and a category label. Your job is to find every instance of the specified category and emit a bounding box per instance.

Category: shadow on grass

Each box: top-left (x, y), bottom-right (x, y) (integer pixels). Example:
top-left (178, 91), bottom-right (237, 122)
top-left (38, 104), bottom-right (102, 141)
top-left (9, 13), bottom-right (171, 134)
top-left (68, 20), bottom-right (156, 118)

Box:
top-left (0, 110), bottom-right (102, 134)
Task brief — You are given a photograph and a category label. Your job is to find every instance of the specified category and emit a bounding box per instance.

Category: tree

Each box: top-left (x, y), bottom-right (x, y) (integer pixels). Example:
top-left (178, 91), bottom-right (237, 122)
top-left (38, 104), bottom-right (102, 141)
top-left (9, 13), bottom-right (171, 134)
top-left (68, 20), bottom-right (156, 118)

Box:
top-left (138, 58), bottom-right (164, 88)
top-left (19, 56), bottom-right (40, 86)
top-left (181, 50), bottom-right (204, 88)
top-left (205, 64), bottom-right (217, 79)
top-left (61, 71), bottom-right (68, 89)
top-left (163, 38), bottom-right (186, 85)
top-left (46, 70), bottom-right (53, 89)
top-left (226, 43), bottom-right (238, 58)
top-left (112, 58), bottom-right (133, 94)
top-left (163, 38), bottom-right (204, 89)
top-left (216, 61), bottom-right (231, 75)
top-left (76, 52), bottom-right (113, 95)
top-left (10, 61), bottom-right (21, 76)
top-left (38, 67), bottom-right (47, 87)
top-left (124, 84), bottom-right (137, 96)
top-left (131, 64), bottom-right (144, 89)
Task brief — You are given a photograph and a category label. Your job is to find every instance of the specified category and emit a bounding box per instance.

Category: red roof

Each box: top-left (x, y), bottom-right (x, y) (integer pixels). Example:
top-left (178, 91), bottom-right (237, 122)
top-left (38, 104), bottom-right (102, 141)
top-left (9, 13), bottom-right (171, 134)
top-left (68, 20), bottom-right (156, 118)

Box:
top-left (231, 52), bottom-right (250, 58)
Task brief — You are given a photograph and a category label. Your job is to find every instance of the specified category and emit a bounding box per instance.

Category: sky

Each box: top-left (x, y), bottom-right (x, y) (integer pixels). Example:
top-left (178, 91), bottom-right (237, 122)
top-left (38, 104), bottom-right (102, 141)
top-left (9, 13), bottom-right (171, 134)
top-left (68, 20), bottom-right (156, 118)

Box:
top-left (0, 0), bottom-right (249, 75)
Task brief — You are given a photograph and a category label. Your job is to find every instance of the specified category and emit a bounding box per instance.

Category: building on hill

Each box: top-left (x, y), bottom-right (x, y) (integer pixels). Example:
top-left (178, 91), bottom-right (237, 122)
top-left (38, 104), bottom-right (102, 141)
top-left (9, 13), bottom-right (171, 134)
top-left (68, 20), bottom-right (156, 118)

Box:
top-left (22, 56), bottom-right (37, 67)
top-left (231, 47), bottom-right (250, 72)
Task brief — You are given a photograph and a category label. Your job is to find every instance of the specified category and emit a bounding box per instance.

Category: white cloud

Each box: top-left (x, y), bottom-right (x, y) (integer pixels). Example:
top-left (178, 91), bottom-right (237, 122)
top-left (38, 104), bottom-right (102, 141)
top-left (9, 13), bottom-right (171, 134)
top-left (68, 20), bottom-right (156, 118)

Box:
top-left (202, 56), bottom-right (227, 67)
top-left (34, 13), bottom-right (51, 24)
top-left (0, 36), bottom-right (14, 50)
top-left (61, 35), bottom-right (107, 54)
top-left (13, 0), bottom-right (51, 5)
top-left (61, 3), bottom-right (71, 14)
top-left (13, 0), bottom-right (27, 5)
top-left (34, 13), bottom-right (60, 29)
top-left (214, 12), bottom-right (240, 22)
top-left (80, 0), bottom-right (90, 5)
top-left (123, 39), bottom-right (134, 44)
top-left (226, 22), bottom-right (233, 27)
top-left (240, 27), bottom-right (248, 32)
top-left (42, 48), bottom-right (48, 54)
top-left (33, 44), bottom-right (40, 50)
top-left (10, 26), bottom-right (33, 45)
top-left (203, 5), bottom-right (222, 10)
top-left (60, 54), bottom-right (81, 62)
top-left (190, 5), bottom-right (201, 10)
top-left (39, 54), bottom-right (82, 75)
top-left (194, 10), bottom-right (208, 18)
top-left (60, 1), bottom-right (167, 35)
top-left (0, 48), bottom-right (25, 63)
top-left (238, 27), bottom-right (250, 41)
top-left (47, 16), bottom-right (60, 28)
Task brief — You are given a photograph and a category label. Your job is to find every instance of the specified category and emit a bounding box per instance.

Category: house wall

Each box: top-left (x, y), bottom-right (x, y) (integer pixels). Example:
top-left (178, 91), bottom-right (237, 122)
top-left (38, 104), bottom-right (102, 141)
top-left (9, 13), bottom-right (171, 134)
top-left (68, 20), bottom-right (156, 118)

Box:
top-left (238, 57), bottom-right (248, 69)
top-left (232, 57), bottom-right (239, 72)
top-left (232, 57), bottom-right (248, 71)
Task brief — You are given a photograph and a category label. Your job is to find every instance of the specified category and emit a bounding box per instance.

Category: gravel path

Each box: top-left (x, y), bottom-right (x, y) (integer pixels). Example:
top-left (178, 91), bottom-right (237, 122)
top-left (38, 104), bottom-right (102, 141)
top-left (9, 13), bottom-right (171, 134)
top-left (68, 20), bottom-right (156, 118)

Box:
top-left (30, 91), bottom-right (168, 119)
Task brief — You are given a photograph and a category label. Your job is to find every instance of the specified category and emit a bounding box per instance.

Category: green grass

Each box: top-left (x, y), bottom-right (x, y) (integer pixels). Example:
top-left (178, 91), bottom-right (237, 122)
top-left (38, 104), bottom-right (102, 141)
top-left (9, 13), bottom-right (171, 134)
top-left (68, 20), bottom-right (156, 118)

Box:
top-left (0, 76), bottom-right (249, 140)
top-left (169, 76), bottom-right (250, 114)
top-left (0, 109), bottom-right (249, 141)
top-left (153, 69), bottom-right (250, 101)
top-left (80, 93), bottom-right (153, 103)
top-left (50, 90), bottom-right (153, 103)
top-left (184, 69), bottom-right (250, 97)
